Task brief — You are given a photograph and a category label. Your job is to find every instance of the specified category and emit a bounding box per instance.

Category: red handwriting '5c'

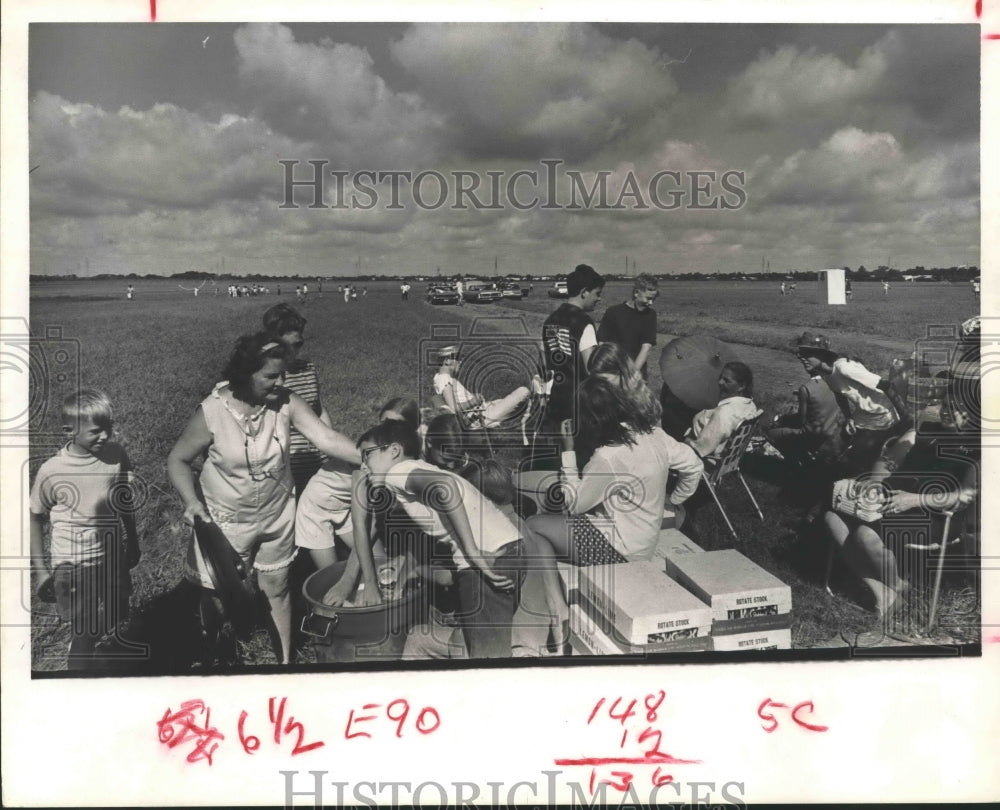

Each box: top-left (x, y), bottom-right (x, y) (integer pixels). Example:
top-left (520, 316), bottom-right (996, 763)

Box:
top-left (757, 698), bottom-right (828, 733)
top-left (345, 699), bottom-right (441, 740)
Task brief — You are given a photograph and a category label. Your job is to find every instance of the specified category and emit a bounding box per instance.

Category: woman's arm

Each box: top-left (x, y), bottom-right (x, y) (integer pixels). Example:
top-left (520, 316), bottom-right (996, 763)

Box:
top-left (288, 393), bottom-right (362, 465)
top-left (560, 448), bottom-right (621, 515)
top-left (166, 406), bottom-right (214, 524)
top-left (686, 406), bottom-right (730, 458)
top-left (667, 442), bottom-right (704, 505)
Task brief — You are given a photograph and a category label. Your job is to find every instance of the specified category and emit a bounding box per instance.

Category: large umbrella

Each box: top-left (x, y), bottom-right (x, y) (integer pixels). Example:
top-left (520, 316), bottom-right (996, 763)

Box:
top-left (658, 335), bottom-right (740, 411)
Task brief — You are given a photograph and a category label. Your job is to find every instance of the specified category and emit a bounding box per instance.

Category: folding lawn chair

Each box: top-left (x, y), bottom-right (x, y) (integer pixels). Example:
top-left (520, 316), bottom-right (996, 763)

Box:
top-left (823, 505), bottom-right (967, 634)
top-left (700, 410), bottom-right (765, 541)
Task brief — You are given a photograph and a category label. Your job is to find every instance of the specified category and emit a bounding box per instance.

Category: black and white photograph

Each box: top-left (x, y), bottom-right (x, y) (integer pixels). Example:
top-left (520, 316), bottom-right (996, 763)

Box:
top-left (2, 0), bottom-right (997, 806)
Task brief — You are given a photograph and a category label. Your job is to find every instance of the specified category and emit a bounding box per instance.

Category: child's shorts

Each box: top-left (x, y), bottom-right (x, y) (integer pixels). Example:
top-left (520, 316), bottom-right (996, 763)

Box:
top-left (185, 497), bottom-right (296, 590)
top-left (294, 468), bottom-right (354, 550)
top-left (53, 559), bottom-right (131, 636)
top-left (566, 515), bottom-right (628, 566)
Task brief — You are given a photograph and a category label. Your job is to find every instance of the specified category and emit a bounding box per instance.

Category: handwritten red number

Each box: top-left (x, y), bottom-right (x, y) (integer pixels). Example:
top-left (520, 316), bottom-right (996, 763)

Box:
top-left (644, 690), bottom-right (665, 722)
top-left (587, 697), bottom-right (605, 724)
top-left (759, 698), bottom-right (828, 733)
top-left (651, 767), bottom-right (674, 786)
top-left (607, 697), bottom-right (637, 725)
top-left (386, 699), bottom-right (410, 738)
top-left (157, 700), bottom-right (224, 766)
top-left (238, 711), bottom-right (260, 754)
top-left (415, 706), bottom-right (441, 735)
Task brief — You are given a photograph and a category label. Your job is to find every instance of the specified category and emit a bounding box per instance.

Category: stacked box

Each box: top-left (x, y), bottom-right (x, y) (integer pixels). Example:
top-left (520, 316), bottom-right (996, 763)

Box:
top-left (556, 562), bottom-right (579, 605)
top-left (710, 628), bottom-right (792, 652)
top-left (664, 549), bottom-right (792, 648)
top-left (570, 595), bottom-right (710, 656)
top-left (576, 561), bottom-right (713, 647)
top-left (654, 529), bottom-right (705, 563)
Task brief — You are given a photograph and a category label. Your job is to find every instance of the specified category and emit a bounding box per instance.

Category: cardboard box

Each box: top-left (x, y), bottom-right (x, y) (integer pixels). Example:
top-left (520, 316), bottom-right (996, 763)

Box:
top-left (710, 627), bottom-right (792, 651)
top-left (571, 597), bottom-right (710, 655)
top-left (654, 529), bottom-right (705, 563)
top-left (665, 549), bottom-right (792, 622)
top-left (578, 561), bottom-right (714, 646)
top-left (711, 612), bottom-right (793, 635)
top-left (556, 562), bottom-right (579, 604)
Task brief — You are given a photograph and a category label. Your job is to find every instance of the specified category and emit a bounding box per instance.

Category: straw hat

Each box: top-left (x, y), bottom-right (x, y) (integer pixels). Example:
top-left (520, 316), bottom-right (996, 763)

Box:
top-left (793, 332), bottom-right (838, 361)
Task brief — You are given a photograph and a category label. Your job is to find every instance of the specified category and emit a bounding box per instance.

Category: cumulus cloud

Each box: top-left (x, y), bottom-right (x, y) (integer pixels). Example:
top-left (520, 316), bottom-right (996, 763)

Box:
top-left (723, 43), bottom-right (886, 124)
top-left (30, 91), bottom-right (298, 216)
top-left (760, 126), bottom-right (978, 207)
top-left (234, 23), bottom-right (447, 165)
top-left (390, 23), bottom-right (678, 161)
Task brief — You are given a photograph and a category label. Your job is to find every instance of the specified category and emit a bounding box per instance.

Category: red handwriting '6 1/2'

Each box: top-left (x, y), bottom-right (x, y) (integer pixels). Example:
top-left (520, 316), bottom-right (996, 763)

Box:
top-left (757, 698), bottom-right (828, 733)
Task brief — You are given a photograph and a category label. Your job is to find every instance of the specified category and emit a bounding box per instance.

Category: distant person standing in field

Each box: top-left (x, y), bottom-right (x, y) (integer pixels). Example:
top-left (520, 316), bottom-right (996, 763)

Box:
top-left (845, 279), bottom-right (853, 300)
top-left (597, 273), bottom-right (659, 378)
top-left (779, 282), bottom-right (786, 296)
top-left (455, 279), bottom-right (465, 305)
top-left (343, 285), bottom-right (350, 303)
top-left (882, 280), bottom-right (890, 296)
top-left (167, 332), bottom-right (361, 666)
top-left (302, 282), bottom-right (309, 303)
top-left (126, 284), bottom-right (134, 301)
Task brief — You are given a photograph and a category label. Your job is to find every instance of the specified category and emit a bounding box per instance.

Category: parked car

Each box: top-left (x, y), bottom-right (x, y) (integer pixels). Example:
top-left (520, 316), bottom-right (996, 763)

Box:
top-left (463, 281), bottom-right (503, 303)
top-left (547, 281), bottom-right (569, 298)
top-left (426, 284), bottom-right (461, 305)
top-left (499, 281), bottom-right (525, 300)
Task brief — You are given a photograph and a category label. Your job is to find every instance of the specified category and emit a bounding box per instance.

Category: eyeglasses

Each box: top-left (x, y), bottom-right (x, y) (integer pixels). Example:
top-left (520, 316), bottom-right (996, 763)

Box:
top-left (360, 443), bottom-right (391, 464)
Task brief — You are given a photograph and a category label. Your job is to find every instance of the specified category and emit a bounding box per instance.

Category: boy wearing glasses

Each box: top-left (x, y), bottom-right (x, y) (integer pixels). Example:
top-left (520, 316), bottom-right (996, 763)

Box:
top-left (597, 273), bottom-right (659, 378)
top-left (339, 421), bottom-right (523, 659)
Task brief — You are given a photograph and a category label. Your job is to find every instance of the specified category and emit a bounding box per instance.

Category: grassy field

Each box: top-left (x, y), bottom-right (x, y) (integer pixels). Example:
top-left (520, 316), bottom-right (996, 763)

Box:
top-left (27, 278), bottom-right (980, 671)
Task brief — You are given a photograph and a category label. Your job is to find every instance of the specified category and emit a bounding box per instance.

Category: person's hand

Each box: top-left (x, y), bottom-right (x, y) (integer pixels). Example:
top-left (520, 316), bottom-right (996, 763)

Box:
top-left (321, 579), bottom-right (354, 607)
top-left (885, 490), bottom-right (921, 515)
top-left (477, 560), bottom-right (515, 591)
top-left (355, 582), bottom-right (384, 607)
top-left (182, 501), bottom-right (212, 526)
top-left (560, 419), bottom-right (575, 452)
top-left (845, 419), bottom-right (857, 436)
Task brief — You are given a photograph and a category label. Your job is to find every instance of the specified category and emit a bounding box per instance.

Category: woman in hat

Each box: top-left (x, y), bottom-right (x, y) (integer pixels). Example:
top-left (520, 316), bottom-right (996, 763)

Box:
top-left (766, 333), bottom-right (846, 466)
top-left (167, 331), bottom-right (362, 666)
top-left (788, 337), bottom-right (910, 474)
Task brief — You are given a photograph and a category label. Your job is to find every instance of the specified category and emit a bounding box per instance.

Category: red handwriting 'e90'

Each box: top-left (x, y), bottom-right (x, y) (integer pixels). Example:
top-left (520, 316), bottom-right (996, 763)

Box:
top-left (757, 698), bottom-right (828, 733)
top-left (345, 699), bottom-right (441, 740)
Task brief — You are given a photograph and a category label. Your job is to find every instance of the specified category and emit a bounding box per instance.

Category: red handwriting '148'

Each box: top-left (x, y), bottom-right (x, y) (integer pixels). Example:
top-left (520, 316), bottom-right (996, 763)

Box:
top-left (757, 698), bottom-right (828, 733)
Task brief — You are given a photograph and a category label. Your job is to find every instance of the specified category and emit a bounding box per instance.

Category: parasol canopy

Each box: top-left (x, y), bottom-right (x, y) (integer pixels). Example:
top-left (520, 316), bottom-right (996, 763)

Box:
top-left (659, 335), bottom-right (740, 411)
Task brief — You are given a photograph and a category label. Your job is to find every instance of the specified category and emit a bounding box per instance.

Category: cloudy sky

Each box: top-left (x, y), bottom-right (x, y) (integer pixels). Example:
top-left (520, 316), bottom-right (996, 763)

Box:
top-left (28, 22), bottom-right (980, 278)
